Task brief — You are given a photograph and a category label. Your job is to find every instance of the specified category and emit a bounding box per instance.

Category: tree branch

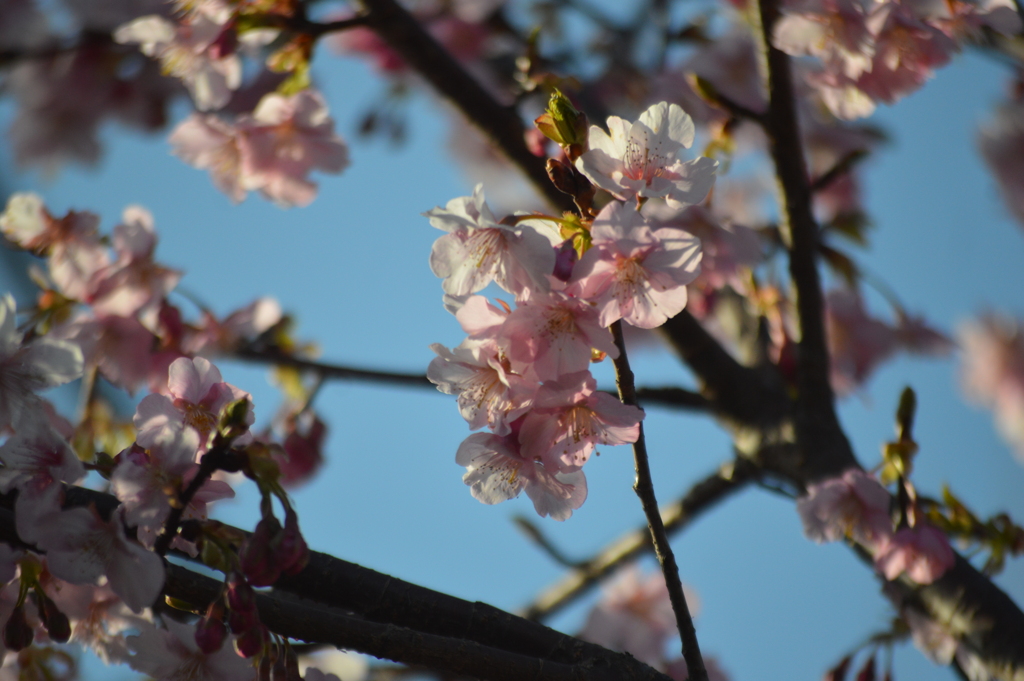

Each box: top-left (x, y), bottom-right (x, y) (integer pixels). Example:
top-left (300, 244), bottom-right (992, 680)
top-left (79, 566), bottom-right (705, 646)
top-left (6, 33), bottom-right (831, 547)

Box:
top-left (521, 458), bottom-right (758, 621)
top-left (353, 0), bottom-right (575, 213)
top-left (753, 0), bottom-right (857, 480)
top-left (611, 321), bottom-right (707, 681)
top-left (163, 563), bottom-right (655, 681)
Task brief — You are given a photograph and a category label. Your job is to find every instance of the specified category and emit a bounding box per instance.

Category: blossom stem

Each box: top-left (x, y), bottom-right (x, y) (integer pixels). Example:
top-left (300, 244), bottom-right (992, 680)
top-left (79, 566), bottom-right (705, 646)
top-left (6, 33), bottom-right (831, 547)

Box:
top-left (610, 320), bottom-right (708, 681)
top-left (152, 437), bottom-right (234, 556)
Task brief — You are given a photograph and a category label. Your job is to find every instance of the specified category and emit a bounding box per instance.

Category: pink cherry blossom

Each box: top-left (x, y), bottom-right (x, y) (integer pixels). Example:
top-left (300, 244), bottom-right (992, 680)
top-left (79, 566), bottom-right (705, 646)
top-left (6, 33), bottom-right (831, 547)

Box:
top-left (456, 431), bottom-right (587, 520)
top-left (958, 314), bottom-right (1024, 458)
top-left (134, 356), bottom-right (252, 455)
top-left (89, 206), bottom-right (181, 330)
top-left (856, 1), bottom-right (956, 105)
top-left (126, 617), bottom-right (255, 681)
top-left (576, 102), bottom-right (718, 208)
top-left (51, 313), bottom-right (155, 394)
top-left (238, 90), bottom-right (350, 208)
top-left (568, 202), bottom-right (702, 329)
top-left (454, 295), bottom-right (511, 338)
top-left (186, 297), bottom-right (282, 355)
top-left (114, 7), bottom-right (242, 111)
top-left (0, 294), bottom-right (84, 431)
top-left (518, 371), bottom-right (643, 469)
top-left (169, 113), bottom-right (247, 202)
top-left (796, 468), bottom-right (893, 547)
top-left (874, 523), bottom-right (955, 584)
top-left (426, 185), bottom-right (557, 297)
top-left (273, 408), bottom-right (328, 488)
top-left (979, 99), bottom-right (1024, 228)
top-left (0, 414), bottom-right (85, 544)
top-left (578, 566), bottom-right (681, 667)
top-left (34, 506), bottom-right (165, 613)
top-left (112, 435), bottom-right (235, 551)
top-left (773, 0), bottom-right (876, 79)
top-left (0, 194), bottom-right (110, 301)
top-left (427, 340), bottom-right (536, 435)
top-left (41, 578), bottom-right (141, 664)
top-left (501, 290), bottom-right (618, 381)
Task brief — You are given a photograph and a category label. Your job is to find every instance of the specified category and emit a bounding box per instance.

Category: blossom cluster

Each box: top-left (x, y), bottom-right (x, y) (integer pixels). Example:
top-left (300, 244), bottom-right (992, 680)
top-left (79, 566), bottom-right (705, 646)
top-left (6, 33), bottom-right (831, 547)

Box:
top-left (0, 194), bottom-right (333, 680)
top-left (772, 0), bottom-right (1021, 119)
top-left (427, 102), bottom-right (717, 520)
top-left (797, 468), bottom-right (955, 584)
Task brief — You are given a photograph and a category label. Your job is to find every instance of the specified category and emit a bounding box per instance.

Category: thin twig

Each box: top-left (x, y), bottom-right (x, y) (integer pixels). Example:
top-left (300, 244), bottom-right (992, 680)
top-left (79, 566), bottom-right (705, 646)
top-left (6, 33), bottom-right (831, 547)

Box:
top-left (610, 321), bottom-right (707, 681)
top-left (236, 345), bottom-right (710, 410)
top-left (152, 439), bottom-right (234, 556)
top-left (810, 150), bottom-right (868, 194)
top-left (521, 459), bottom-right (758, 621)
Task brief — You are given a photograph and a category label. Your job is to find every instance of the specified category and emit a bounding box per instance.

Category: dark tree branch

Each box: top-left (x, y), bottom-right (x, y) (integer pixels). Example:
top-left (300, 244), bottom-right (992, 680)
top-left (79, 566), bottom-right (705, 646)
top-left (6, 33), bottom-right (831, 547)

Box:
top-left (522, 459), bottom-right (759, 621)
top-left (753, 0), bottom-right (857, 481)
top-left (164, 563), bottom-right (655, 681)
top-left (611, 321), bottom-right (707, 681)
top-left (354, 0), bottom-right (575, 213)
top-left (235, 346), bottom-right (711, 411)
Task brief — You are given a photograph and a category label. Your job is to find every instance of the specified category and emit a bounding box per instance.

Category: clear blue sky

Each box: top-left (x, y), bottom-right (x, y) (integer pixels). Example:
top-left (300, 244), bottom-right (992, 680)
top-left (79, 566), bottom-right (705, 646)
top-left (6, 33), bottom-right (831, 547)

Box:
top-left (1, 27), bottom-right (1023, 681)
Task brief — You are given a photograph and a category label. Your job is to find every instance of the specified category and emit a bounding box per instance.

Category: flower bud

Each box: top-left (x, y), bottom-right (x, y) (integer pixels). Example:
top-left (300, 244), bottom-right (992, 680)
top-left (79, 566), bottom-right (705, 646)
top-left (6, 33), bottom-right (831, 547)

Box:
top-left (277, 510), bottom-right (310, 576)
top-left (35, 589), bottom-right (70, 644)
top-left (226, 572), bottom-right (257, 616)
top-left (552, 240), bottom-right (578, 282)
top-left (235, 624), bottom-right (268, 658)
top-left (534, 90), bottom-right (588, 155)
top-left (195, 603), bottom-right (228, 654)
top-left (3, 604), bottom-right (34, 652)
top-left (240, 517), bottom-right (284, 587)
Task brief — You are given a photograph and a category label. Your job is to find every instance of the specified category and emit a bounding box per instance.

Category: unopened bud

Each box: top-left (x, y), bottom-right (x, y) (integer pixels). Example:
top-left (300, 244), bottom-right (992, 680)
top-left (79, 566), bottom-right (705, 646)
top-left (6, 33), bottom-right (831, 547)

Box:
top-left (277, 510), bottom-right (310, 576)
top-left (3, 604), bottom-right (33, 652)
top-left (226, 572), bottom-right (257, 617)
top-left (34, 589), bottom-right (70, 643)
top-left (240, 517), bottom-right (284, 587)
top-left (552, 240), bottom-right (578, 282)
top-left (235, 624), bottom-right (268, 658)
top-left (220, 398), bottom-right (253, 440)
top-left (535, 90), bottom-right (588, 155)
top-left (195, 603), bottom-right (228, 654)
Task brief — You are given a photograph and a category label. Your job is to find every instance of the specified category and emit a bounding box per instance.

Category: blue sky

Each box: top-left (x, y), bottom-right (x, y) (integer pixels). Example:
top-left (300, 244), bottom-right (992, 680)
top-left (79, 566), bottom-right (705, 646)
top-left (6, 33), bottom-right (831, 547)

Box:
top-left (1, 24), bottom-right (1023, 681)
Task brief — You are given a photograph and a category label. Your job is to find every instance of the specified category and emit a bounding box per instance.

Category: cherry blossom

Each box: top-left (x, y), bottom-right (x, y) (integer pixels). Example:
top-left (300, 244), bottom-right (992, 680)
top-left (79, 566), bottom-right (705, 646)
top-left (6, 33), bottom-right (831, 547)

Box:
top-left (89, 206), bottom-right (181, 330)
top-left (575, 102), bottom-right (718, 207)
top-left (873, 523), bottom-right (956, 584)
top-left (126, 617), bottom-right (255, 681)
top-left (501, 290), bottom-right (618, 381)
top-left (578, 566), bottom-right (681, 667)
top-left (456, 431), bottom-right (587, 520)
top-left (114, 6), bottom-right (242, 111)
top-left (567, 201), bottom-right (702, 329)
top-left (796, 468), bottom-right (893, 547)
top-left (238, 90), bottom-right (350, 208)
top-left (111, 436), bottom-right (235, 551)
top-left (518, 371), bottom-right (643, 469)
top-left (427, 340), bottom-right (536, 435)
top-left (773, 0), bottom-right (876, 79)
top-left (52, 313), bottom-right (155, 394)
top-left (186, 297), bottom-right (282, 355)
top-left (958, 314), bottom-right (1024, 457)
top-left (979, 99), bottom-right (1024, 227)
top-left (0, 295), bottom-right (84, 431)
top-left (169, 113), bottom-right (247, 202)
top-left (134, 356), bottom-right (252, 455)
top-left (426, 185), bottom-right (557, 297)
top-left (0, 194), bottom-right (110, 301)
top-left (33, 506), bottom-right (165, 613)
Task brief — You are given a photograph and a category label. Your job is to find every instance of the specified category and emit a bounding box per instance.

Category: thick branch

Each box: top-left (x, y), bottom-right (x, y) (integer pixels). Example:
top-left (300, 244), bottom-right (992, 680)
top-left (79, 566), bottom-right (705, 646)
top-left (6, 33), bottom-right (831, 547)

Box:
top-left (163, 564), bottom-right (650, 681)
top-left (611, 321), bottom-right (707, 681)
top-left (522, 459), bottom-right (758, 621)
top-left (753, 0), bottom-right (857, 481)
top-left (354, 0), bottom-right (575, 213)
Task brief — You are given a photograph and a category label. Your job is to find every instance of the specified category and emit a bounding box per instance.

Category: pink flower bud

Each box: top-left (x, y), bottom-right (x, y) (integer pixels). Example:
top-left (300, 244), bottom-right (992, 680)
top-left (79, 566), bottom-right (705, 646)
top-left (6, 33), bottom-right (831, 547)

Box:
top-left (552, 240), bottom-right (578, 282)
top-left (195, 606), bottom-right (228, 654)
top-left (277, 510), bottom-right (309, 576)
top-left (226, 572), bottom-right (257, 616)
top-left (239, 518), bottom-right (283, 587)
top-left (235, 624), bottom-right (267, 658)
top-left (3, 604), bottom-right (34, 652)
